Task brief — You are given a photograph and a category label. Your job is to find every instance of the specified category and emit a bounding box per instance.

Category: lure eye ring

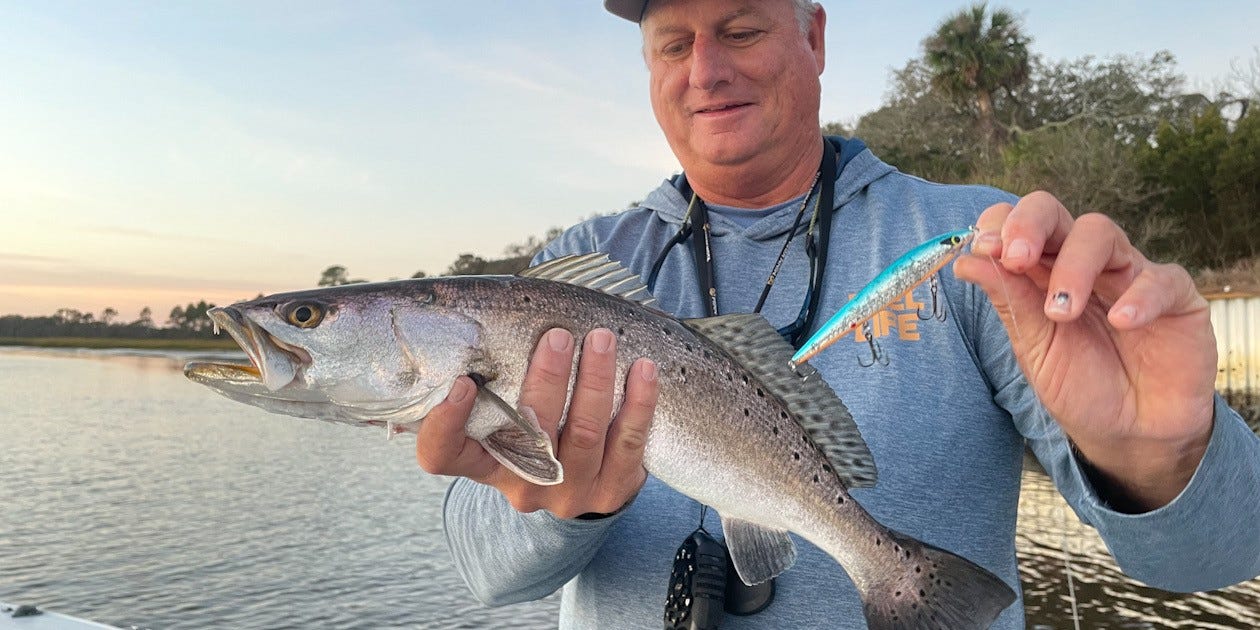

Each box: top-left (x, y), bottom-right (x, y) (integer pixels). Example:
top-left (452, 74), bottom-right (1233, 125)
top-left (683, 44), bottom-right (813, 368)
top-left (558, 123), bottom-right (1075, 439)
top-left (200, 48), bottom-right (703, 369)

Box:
top-left (283, 302), bottom-right (325, 329)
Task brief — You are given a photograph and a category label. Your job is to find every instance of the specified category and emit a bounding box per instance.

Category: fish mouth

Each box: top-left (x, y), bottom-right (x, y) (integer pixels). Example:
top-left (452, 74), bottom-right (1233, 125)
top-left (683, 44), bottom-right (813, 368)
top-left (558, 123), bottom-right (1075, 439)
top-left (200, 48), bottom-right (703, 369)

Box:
top-left (196, 306), bottom-right (309, 392)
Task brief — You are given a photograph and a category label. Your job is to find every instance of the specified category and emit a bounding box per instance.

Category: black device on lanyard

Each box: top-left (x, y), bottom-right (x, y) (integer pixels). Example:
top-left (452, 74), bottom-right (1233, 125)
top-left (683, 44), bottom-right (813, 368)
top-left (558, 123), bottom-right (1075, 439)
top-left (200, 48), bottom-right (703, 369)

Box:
top-left (657, 139), bottom-right (838, 629)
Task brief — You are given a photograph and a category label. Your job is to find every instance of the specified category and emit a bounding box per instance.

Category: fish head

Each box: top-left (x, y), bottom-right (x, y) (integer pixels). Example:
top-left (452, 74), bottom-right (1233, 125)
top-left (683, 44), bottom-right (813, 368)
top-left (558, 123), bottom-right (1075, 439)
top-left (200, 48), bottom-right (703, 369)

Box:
top-left (185, 281), bottom-right (482, 428)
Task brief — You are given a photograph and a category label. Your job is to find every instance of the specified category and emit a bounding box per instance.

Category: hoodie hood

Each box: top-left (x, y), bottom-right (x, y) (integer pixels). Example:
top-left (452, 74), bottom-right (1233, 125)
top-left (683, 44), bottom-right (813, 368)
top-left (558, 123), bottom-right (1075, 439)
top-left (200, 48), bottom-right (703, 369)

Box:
top-left (636, 136), bottom-right (895, 241)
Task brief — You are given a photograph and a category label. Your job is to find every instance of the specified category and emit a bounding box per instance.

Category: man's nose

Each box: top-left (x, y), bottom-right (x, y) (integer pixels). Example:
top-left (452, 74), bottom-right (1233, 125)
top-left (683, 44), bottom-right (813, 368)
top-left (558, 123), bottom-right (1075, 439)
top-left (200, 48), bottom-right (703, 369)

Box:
top-left (688, 35), bottom-right (735, 90)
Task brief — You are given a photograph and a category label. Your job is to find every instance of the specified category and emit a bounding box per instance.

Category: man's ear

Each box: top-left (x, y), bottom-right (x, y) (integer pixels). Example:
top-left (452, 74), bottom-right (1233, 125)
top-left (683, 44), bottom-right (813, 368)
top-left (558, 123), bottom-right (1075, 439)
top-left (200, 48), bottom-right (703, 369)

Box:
top-left (809, 4), bottom-right (827, 74)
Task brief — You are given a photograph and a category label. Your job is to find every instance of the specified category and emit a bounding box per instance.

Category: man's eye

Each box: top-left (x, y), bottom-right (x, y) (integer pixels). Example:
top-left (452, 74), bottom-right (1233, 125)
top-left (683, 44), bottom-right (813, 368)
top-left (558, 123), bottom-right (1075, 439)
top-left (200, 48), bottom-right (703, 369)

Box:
top-left (660, 40), bottom-right (691, 57)
top-left (726, 30), bottom-right (761, 44)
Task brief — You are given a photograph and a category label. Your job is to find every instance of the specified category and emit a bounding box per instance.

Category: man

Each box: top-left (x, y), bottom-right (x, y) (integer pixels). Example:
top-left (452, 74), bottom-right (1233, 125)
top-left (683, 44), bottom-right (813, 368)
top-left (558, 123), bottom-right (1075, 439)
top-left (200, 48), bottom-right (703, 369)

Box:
top-left (417, 0), bottom-right (1260, 627)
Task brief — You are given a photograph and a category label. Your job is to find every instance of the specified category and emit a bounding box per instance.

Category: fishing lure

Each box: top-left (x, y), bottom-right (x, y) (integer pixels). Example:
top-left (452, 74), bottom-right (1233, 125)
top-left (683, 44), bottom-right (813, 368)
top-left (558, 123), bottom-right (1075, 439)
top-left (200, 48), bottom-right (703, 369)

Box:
top-left (790, 227), bottom-right (977, 368)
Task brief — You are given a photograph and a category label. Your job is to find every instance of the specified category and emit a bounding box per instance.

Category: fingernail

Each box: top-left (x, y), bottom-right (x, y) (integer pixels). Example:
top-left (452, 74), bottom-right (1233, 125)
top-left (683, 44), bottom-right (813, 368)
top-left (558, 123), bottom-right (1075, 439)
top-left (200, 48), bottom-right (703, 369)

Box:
top-left (640, 359), bottom-right (658, 382)
top-left (1047, 291), bottom-right (1071, 315)
top-left (589, 329), bottom-right (613, 353)
top-left (1114, 304), bottom-right (1138, 324)
top-left (547, 328), bottom-right (572, 352)
top-left (448, 378), bottom-right (472, 404)
top-left (976, 231), bottom-right (1002, 252)
top-left (1005, 238), bottom-right (1030, 263)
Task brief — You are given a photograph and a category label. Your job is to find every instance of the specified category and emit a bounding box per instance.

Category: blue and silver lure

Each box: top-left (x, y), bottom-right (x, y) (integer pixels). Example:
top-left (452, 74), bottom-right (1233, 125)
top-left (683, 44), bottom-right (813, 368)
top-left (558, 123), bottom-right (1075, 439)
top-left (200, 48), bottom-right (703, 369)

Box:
top-left (790, 227), bottom-right (977, 367)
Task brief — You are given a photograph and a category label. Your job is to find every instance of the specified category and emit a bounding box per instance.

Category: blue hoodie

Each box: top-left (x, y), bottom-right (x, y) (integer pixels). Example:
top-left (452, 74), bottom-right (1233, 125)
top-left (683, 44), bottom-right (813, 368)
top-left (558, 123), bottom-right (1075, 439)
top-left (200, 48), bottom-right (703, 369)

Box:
top-left (442, 138), bottom-right (1260, 629)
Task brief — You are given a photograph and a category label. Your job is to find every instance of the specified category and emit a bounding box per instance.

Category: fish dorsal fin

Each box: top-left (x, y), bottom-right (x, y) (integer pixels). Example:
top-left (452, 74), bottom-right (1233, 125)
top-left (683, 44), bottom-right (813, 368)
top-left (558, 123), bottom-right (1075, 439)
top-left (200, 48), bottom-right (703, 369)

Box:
top-left (519, 253), bottom-right (657, 308)
top-left (720, 515), bottom-right (797, 585)
top-left (683, 313), bottom-right (878, 489)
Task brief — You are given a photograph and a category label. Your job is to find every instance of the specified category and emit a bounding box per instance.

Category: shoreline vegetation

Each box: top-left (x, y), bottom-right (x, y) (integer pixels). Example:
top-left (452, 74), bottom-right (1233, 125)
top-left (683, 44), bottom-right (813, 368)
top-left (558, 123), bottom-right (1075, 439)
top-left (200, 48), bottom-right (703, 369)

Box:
top-left (0, 337), bottom-right (241, 351)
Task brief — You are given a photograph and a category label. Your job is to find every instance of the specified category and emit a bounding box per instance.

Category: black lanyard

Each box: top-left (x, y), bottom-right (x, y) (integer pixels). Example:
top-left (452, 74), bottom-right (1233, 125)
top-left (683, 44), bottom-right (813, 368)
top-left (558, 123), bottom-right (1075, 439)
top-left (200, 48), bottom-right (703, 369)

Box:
top-left (662, 138), bottom-right (837, 347)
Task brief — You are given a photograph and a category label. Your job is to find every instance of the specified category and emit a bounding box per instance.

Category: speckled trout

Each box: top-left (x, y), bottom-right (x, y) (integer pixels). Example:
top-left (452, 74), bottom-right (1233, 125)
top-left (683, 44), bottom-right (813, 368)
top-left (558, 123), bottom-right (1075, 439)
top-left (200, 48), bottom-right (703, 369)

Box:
top-left (185, 253), bottom-right (1015, 629)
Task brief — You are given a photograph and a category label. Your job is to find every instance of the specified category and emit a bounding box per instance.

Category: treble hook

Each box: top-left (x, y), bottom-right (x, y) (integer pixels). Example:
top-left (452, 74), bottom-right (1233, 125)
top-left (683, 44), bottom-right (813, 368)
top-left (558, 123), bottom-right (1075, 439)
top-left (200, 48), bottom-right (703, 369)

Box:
top-left (857, 320), bottom-right (891, 367)
top-left (917, 274), bottom-right (947, 322)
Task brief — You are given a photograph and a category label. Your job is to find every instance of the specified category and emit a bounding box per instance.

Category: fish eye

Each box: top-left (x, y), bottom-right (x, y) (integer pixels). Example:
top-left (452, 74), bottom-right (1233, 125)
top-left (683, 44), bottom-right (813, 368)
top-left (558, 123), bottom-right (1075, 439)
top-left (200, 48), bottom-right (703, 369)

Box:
top-left (284, 302), bottom-right (325, 329)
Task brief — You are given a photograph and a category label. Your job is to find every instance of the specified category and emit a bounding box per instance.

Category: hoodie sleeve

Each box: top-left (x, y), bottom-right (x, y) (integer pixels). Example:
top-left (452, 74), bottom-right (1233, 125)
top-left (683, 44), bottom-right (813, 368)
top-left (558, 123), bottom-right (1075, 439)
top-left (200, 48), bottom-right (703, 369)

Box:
top-left (1031, 396), bottom-right (1260, 592)
top-left (441, 478), bottom-right (623, 605)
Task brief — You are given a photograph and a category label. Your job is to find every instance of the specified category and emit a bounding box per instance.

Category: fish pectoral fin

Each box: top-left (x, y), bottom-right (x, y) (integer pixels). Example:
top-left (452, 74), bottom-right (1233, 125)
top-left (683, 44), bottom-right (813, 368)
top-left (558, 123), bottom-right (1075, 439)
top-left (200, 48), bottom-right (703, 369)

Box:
top-left (474, 387), bottom-right (549, 442)
top-left (720, 515), bottom-right (797, 586)
top-left (473, 389), bottom-right (563, 486)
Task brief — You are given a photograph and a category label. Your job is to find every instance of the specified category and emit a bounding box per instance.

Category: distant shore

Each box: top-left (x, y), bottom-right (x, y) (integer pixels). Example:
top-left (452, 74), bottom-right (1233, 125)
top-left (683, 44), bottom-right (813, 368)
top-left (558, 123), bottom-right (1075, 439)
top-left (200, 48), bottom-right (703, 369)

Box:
top-left (0, 337), bottom-right (239, 351)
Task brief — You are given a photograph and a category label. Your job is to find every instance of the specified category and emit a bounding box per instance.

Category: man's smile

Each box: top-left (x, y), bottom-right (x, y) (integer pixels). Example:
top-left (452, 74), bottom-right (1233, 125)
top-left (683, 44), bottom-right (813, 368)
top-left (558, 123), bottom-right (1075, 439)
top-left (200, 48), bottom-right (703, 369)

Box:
top-left (692, 101), bottom-right (754, 116)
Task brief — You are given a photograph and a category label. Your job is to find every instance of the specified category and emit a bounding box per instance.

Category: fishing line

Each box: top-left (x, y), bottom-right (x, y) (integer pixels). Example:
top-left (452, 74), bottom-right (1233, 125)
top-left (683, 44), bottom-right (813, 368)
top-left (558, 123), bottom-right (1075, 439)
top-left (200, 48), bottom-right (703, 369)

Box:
top-left (987, 253), bottom-right (1025, 347)
top-left (1063, 528), bottom-right (1082, 630)
top-left (994, 251), bottom-right (1085, 627)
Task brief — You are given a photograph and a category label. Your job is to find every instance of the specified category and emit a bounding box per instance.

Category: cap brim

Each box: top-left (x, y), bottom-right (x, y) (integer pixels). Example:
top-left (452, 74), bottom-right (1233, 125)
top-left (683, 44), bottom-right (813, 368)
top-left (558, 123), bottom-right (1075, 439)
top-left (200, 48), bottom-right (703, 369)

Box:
top-left (604, 0), bottom-right (648, 23)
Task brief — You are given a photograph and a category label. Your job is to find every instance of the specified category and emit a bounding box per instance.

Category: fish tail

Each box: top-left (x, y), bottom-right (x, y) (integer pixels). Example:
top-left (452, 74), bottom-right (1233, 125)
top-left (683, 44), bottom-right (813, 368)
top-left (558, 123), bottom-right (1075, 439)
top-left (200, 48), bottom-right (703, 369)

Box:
top-left (857, 529), bottom-right (1015, 630)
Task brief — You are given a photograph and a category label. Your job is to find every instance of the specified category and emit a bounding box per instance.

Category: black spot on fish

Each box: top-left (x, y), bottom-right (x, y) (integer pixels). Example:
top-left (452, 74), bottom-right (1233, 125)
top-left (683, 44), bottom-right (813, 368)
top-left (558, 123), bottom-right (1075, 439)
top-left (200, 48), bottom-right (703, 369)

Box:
top-left (875, 538), bottom-right (881, 546)
top-left (522, 295), bottom-right (531, 304)
top-left (685, 343), bottom-right (692, 352)
top-left (756, 388), bottom-right (764, 397)
top-left (743, 408), bottom-right (750, 417)
top-left (772, 426), bottom-right (779, 435)
top-left (662, 327), bottom-right (670, 335)
top-left (680, 366), bottom-right (687, 377)
top-left (919, 589), bottom-right (926, 597)
top-left (741, 375), bottom-right (749, 384)
top-left (792, 452), bottom-right (800, 460)
top-left (616, 327), bottom-right (624, 336)
top-left (812, 474), bottom-right (819, 483)
top-left (836, 495), bottom-right (845, 505)
top-left (822, 464), bottom-right (831, 473)
top-left (779, 411), bottom-right (787, 419)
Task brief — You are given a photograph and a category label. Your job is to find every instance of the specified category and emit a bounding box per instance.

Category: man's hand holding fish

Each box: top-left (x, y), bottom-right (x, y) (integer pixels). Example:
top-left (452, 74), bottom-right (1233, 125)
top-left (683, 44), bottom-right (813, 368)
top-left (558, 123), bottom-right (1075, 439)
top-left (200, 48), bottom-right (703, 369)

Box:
top-left (416, 328), bottom-right (660, 519)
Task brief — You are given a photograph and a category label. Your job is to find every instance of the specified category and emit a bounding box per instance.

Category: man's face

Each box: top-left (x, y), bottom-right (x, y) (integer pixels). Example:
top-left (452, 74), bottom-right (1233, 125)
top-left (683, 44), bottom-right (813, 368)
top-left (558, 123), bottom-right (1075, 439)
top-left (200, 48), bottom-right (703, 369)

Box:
top-left (642, 0), bottom-right (825, 173)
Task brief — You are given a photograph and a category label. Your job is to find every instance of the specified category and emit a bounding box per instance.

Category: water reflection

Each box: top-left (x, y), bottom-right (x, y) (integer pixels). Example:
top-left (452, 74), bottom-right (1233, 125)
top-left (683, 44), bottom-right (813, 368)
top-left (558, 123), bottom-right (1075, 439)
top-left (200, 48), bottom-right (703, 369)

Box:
top-left (1018, 467), bottom-right (1260, 629)
top-left (0, 349), bottom-right (1256, 629)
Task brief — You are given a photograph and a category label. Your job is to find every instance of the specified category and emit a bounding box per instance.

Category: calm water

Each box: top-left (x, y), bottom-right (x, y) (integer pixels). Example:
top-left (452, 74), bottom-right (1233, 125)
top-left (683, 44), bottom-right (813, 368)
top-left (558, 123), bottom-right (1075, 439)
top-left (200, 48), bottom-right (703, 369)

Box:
top-left (1, 349), bottom-right (1257, 629)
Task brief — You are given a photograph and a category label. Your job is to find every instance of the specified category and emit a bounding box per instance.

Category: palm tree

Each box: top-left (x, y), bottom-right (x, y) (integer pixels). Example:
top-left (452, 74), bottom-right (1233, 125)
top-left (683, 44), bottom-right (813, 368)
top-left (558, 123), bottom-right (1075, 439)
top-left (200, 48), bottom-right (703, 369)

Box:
top-left (923, 3), bottom-right (1031, 146)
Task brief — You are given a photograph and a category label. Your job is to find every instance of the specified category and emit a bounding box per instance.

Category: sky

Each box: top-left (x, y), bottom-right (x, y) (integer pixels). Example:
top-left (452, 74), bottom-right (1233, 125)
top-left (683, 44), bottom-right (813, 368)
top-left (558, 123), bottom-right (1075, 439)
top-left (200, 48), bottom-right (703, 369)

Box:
top-left (2, 1), bottom-right (1257, 321)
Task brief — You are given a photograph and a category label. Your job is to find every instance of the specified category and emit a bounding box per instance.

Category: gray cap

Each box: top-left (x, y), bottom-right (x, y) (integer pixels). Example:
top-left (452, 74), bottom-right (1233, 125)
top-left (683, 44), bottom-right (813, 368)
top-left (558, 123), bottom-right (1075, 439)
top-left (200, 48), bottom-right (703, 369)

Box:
top-left (604, 0), bottom-right (649, 23)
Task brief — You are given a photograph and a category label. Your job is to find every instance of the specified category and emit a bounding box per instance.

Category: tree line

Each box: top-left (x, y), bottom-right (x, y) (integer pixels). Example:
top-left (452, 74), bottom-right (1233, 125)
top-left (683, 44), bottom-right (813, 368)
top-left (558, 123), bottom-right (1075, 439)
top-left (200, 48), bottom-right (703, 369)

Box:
top-left (1, 229), bottom-right (563, 339)
top-left (0, 301), bottom-right (222, 340)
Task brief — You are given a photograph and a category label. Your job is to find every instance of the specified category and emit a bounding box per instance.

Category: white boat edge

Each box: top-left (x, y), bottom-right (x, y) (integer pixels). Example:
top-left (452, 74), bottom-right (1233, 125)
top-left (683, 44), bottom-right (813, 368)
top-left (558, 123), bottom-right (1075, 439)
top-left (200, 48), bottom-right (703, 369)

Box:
top-left (0, 603), bottom-right (121, 630)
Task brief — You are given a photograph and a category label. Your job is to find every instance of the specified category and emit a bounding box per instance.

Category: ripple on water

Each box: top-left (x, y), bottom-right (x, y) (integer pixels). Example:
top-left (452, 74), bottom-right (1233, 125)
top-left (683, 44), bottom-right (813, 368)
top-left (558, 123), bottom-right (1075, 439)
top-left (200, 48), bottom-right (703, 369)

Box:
top-left (1, 350), bottom-right (1256, 628)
